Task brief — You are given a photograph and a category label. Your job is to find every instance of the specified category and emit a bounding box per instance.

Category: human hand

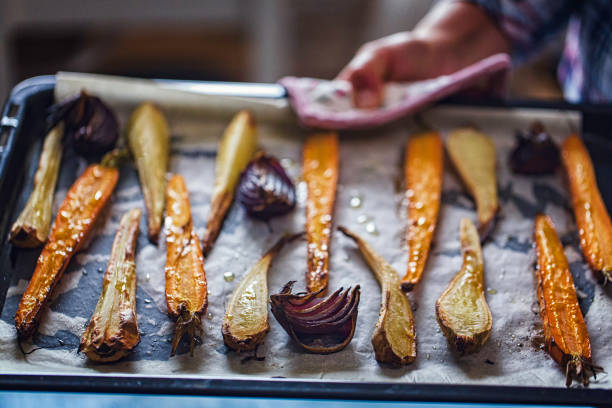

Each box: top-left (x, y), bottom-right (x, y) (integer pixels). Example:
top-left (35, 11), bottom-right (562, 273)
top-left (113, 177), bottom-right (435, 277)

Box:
top-left (337, 1), bottom-right (510, 109)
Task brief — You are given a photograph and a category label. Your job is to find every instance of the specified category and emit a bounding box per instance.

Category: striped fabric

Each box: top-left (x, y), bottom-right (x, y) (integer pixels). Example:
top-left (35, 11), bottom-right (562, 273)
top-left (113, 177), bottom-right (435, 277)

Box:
top-left (466, 0), bottom-right (612, 102)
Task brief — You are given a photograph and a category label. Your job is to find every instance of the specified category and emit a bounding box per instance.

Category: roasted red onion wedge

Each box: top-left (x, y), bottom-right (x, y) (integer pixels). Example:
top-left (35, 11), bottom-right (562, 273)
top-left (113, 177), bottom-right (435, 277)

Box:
top-left (509, 121), bottom-right (560, 175)
top-left (237, 152), bottom-right (296, 220)
top-left (270, 281), bottom-right (360, 354)
top-left (48, 90), bottom-right (119, 155)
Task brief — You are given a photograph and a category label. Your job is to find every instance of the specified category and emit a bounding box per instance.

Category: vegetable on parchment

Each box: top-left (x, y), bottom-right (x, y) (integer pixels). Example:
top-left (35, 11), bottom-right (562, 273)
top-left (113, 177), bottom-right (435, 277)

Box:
top-left (15, 152), bottom-right (120, 339)
top-left (47, 90), bottom-right (119, 156)
top-left (127, 102), bottom-right (169, 244)
top-left (10, 123), bottom-right (64, 248)
top-left (79, 208), bottom-right (141, 362)
top-left (237, 152), bottom-right (296, 221)
top-left (202, 110), bottom-right (258, 256)
top-left (270, 281), bottom-right (360, 354)
top-left (339, 226), bottom-right (416, 366)
top-left (400, 130), bottom-right (443, 292)
top-left (561, 134), bottom-right (612, 284)
top-left (509, 122), bottom-right (559, 175)
top-left (303, 131), bottom-right (338, 294)
top-left (446, 127), bottom-right (498, 241)
top-left (222, 232), bottom-right (302, 352)
top-left (435, 218), bottom-right (492, 355)
top-left (534, 214), bottom-right (601, 387)
top-left (165, 174), bottom-right (208, 356)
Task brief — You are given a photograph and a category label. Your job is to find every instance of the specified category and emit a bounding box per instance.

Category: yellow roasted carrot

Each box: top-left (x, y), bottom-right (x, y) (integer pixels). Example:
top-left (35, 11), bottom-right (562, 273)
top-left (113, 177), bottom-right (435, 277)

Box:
top-left (303, 131), bottom-right (338, 294)
top-left (15, 160), bottom-right (119, 339)
top-left (339, 226), bottom-right (416, 366)
top-left (446, 127), bottom-right (498, 240)
top-left (561, 134), bottom-right (612, 283)
top-left (10, 123), bottom-right (64, 248)
top-left (435, 218), bottom-right (492, 354)
top-left (127, 102), bottom-right (170, 244)
top-left (202, 110), bottom-right (257, 256)
top-left (401, 130), bottom-right (443, 291)
top-left (534, 214), bottom-right (600, 386)
top-left (165, 174), bottom-right (208, 356)
top-left (79, 208), bottom-right (141, 362)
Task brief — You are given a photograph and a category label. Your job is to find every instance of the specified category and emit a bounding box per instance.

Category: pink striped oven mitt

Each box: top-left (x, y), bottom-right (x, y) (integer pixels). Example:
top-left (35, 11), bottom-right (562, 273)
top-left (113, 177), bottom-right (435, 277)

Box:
top-left (279, 53), bottom-right (511, 130)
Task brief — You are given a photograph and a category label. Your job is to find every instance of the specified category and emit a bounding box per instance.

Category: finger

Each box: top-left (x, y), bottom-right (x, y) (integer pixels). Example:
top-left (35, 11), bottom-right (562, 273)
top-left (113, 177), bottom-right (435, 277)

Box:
top-left (337, 47), bottom-right (389, 109)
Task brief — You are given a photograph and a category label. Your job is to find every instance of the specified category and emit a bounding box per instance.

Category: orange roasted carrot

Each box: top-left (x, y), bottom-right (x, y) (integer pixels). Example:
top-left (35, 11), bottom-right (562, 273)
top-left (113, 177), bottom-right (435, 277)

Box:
top-left (165, 174), bottom-right (208, 356)
top-left (401, 130), bottom-right (443, 291)
top-left (303, 131), bottom-right (338, 294)
top-left (534, 214), bottom-right (600, 386)
top-left (15, 162), bottom-right (119, 339)
top-left (561, 134), bottom-right (612, 283)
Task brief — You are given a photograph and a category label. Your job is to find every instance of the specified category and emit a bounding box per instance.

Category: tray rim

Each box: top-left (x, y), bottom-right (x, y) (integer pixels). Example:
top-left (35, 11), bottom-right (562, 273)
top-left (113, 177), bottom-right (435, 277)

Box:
top-left (1, 74), bottom-right (612, 405)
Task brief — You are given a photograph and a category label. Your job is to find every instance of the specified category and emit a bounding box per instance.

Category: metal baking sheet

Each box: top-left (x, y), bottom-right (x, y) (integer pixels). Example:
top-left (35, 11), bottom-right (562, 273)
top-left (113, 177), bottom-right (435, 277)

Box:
top-left (0, 75), bottom-right (611, 404)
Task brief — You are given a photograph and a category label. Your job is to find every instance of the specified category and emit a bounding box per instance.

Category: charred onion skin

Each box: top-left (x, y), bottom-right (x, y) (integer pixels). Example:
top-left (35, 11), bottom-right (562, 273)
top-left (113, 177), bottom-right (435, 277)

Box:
top-left (10, 123), bottom-right (64, 248)
top-left (237, 152), bottom-right (296, 220)
top-left (79, 208), bottom-right (141, 362)
top-left (48, 90), bottom-right (119, 155)
top-left (165, 174), bottom-right (208, 356)
top-left (270, 281), bottom-right (360, 354)
top-left (561, 134), bottom-right (612, 284)
top-left (534, 214), bottom-right (600, 387)
top-left (127, 102), bottom-right (170, 244)
top-left (509, 122), bottom-right (560, 175)
top-left (401, 130), bottom-right (443, 292)
top-left (339, 226), bottom-right (416, 366)
top-left (222, 233), bottom-right (302, 352)
top-left (435, 218), bottom-right (492, 355)
top-left (303, 132), bottom-right (339, 294)
top-left (202, 110), bottom-right (258, 256)
top-left (15, 162), bottom-right (119, 339)
top-left (446, 127), bottom-right (498, 241)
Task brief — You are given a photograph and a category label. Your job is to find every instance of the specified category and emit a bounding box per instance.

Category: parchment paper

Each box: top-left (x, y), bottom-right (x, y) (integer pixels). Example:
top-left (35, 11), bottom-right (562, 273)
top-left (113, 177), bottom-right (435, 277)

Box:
top-left (1, 75), bottom-right (610, 389)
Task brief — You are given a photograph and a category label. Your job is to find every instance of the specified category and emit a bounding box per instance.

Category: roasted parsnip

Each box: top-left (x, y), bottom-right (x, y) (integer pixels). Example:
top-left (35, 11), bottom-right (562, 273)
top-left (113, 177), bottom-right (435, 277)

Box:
top-left (15, 156), bottom-right (119, 339)
top-left (303, 131), bottom-right (339, 294)
top-left (561, 134), bottom-right (612, 283)
top-left (534, 214), bottom-right (600, 386)
top-left (202, 110), bottom-right (258, 256)
top-left (446, 128), bottom-right (498, 240)
top-left (401, 130), bottom-right (443, 291)
top-left (79, 208), bottom-right (141, 362)
top-left (10, 123), bottom-right (64, 248)
top-left (127, 102), bottom-right (169, 244)
top-left (165, 174), bottom-right (208, 356)
top-left (339, 226), bottom-right (416, 366)
top-left (222, 233), bottom-right (301, 352)
top-left (435, 218), bottom-right (492, 354)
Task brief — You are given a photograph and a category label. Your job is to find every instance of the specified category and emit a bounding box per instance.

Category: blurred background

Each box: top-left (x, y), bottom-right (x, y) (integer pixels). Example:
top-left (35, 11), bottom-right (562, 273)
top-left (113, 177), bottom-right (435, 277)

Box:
top-left (0, 0), bottom-right (563, 100)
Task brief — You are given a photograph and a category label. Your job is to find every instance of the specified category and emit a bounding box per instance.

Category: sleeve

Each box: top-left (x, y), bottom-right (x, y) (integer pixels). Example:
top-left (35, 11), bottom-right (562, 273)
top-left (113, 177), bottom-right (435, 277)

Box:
top-left (463, 0), bottom-right (579, 63)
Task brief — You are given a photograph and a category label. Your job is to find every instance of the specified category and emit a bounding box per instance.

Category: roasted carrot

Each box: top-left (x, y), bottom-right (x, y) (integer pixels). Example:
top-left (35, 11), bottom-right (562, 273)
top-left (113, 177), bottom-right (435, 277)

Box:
top-left (165, 174), bottom-right (208, 356)
top-left (127, 102), bottom-right (170, 244)
top-left (446, 127), bottom-right (498, 240)
top-left (401, 130), bottom-right (443, 291)
top-left (534, 214), bottom-right (600, 386)
top-left (303, 131), bottom-right (339, 294)
top-left (15, 160), bottom-right (119, 339)
top-left (202, 110), bottom-right (257, 256)
top-left (79, 208), bottom-right (141, 362)
top-left (561, 134), bottom-right (612, 283)
top-left (10, 123), bottom-right (64, 248)
top-left (436, 218), bottom-right (492, 355)
top-left (339, 226), bottom-right (416, 366)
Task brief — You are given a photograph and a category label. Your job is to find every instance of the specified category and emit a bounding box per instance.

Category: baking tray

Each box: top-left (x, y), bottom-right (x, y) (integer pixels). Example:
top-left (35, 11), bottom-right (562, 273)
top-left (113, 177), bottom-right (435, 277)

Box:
top-left (1, 75), bottom-right (612, 406)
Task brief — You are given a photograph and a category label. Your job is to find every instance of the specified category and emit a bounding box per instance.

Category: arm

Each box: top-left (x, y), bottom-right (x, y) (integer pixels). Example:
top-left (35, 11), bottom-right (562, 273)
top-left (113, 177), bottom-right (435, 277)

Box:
top-left (338, 1), bottom-right (510, 108)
